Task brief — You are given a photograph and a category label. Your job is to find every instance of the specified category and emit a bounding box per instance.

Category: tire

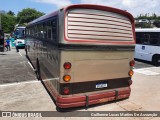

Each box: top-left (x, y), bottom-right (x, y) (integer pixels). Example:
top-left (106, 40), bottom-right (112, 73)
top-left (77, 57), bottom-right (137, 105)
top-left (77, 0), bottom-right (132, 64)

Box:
top-left (152, 55), bottom-right (160, 67)
top-left (36, 58), bottom-right (41, 80)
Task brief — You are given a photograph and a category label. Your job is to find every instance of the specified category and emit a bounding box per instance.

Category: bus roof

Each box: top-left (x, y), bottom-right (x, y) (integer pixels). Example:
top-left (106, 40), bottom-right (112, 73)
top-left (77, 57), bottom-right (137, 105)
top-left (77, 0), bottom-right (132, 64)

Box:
top-left (27, 4), bottom-right (134, 26)
top-left (27, 11), bottom-right (58, 26)
top-left (16, 26), bottom-right (26, 29)
top-left (135, 28), bottom-right (160, 32)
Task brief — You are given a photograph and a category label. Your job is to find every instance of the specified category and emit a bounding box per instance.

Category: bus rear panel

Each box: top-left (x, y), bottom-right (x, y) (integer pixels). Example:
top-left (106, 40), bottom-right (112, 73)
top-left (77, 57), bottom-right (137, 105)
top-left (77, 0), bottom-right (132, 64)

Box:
top-left (57, 5), bottom-right (135, 108)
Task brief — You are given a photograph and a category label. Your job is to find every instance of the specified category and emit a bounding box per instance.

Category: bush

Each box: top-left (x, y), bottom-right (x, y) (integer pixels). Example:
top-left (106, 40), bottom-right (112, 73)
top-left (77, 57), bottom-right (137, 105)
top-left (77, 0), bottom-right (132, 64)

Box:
top-left (153, 20), bottom-right (160, 27)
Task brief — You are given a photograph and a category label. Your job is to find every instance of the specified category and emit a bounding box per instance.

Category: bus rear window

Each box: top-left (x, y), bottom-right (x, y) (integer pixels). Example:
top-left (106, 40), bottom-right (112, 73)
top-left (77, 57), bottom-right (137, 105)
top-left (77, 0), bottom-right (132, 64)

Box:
top-left (66, 9), bottom-right (134, 43)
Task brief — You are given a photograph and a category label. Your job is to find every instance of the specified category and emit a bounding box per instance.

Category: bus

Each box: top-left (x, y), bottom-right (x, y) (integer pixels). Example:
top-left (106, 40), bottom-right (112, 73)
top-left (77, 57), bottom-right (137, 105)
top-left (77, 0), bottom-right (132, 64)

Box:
top-left (14, 26), bottom-right (26, 48)
top-left (135, 28), bottom-right (160, 66)
top-left (26, 4), bottom-right (135, 108)
top-left (0, 29), bottom-right (4, 52)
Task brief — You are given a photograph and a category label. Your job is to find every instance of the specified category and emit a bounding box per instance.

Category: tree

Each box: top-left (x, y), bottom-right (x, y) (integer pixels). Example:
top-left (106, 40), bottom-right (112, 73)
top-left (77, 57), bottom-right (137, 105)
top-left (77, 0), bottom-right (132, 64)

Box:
top-left (1, 14), bottom-right (16, 33)
top-left (153, 20), bottom-right (160, 27)
top-left (7, 10), bottom-right (15, 16)
top-left (17, 8), bottom-right (45, 25)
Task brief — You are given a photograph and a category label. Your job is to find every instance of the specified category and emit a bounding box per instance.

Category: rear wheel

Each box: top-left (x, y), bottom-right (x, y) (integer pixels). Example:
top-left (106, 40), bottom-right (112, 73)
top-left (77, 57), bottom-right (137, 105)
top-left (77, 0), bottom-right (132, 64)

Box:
top-left (152, 55), bottom-right (160, 67)
top-left (36, 58), bottom-right (41, 80)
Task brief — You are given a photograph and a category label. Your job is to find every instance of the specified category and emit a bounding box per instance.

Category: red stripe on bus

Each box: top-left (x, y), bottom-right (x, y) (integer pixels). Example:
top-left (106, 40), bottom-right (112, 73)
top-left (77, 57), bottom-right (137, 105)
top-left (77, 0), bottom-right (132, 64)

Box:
top-left (57, 95), bottom-right (86, 103)
top-left (56, 88), bottom-right (131, 108)
top-left (68, 29), bottom-right (133, 35)
top-left (68, 25), bottom-right (132, 32)
top-left (67, 33), bottom-right (133, 39)
top-left (68, 16), bottom-right (131, 25)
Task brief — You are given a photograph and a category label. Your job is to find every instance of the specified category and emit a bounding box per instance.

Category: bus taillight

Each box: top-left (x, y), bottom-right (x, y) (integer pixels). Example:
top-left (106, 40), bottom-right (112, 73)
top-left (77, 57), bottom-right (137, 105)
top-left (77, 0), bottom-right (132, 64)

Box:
top-left (128, 70), bottom-right (134, 76)
top-left (64, 62), bottom-right (71, 69)
top-left (63, 87), bottom-right (70, 94)
top-left (130, 60), bottom-right (135, 67)
top-left (63, 75), bottom-right (71, 82)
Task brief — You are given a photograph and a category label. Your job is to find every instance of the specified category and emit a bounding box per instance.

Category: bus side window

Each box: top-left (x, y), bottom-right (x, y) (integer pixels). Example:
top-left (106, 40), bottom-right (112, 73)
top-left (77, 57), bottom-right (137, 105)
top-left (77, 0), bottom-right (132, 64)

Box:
top-left (47, 21), bottom-right (52, 40)
top-left (43, 23), bottom-right (47, 39)
top-left (37, 24), bottom-right (43, 38)
top-left (52, 18), bottom-right (57, 41)
top-left (149, 33), bottom-right (159, 46)
top-left (136, 33), bottom-right (142, 44)
top-left (136, 32), bottom-right (149, 44)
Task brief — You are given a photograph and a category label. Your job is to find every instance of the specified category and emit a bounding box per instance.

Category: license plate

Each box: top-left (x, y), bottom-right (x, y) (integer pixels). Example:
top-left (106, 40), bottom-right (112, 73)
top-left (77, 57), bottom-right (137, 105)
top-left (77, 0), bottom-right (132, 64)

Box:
top-left (96, 83), bottom-right (108, 88)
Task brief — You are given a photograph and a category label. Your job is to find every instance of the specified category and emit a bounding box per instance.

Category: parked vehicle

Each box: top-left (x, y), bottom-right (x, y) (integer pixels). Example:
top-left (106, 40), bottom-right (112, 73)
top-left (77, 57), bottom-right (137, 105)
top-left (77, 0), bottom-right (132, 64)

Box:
top-left (14, 26), bottom-right (26, 48)
top-left (26, 4), bottom-right (135, 108)
top-left (135, 28), bottom-right (160, 66)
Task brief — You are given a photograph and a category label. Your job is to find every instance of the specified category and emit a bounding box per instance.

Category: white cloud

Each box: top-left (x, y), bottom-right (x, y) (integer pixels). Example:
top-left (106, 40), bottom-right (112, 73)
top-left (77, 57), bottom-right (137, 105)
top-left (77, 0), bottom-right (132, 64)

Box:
top-left (32, 0), bottom-right (72, 8)
top-left (80, 0), bottom-right (160, 17)
top-left (31, 0), bottom-right (160, 17)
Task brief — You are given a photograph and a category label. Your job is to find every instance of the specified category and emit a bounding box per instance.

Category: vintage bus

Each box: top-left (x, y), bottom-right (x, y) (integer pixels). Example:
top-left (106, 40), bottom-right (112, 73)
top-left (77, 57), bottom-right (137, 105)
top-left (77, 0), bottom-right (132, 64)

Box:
top-left (26, 4), bottom-right (135, 108)
top-left (135, 28), bottom-right (160, 66)
top-left (0, 29), bottom-right (4, 52)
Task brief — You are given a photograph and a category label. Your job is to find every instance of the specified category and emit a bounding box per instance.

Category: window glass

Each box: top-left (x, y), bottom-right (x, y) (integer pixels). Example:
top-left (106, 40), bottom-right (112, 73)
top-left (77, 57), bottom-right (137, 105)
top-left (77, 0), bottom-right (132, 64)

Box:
top-left (136, 32), bottom-right (159, 45)
top-left (47, 21), bottom-right (52, 39)
top-left (38, 24), bottom-right (43, 38)
top-left (34, 25), bottom-right (38, 37)
top-left (135, 33), bottom-right (142, 44)
top-left (52, 18), bottom-right (57, 41)
top-left (43, 23), bottom-right (47, 39)
top-left (149, 33), bottom-right (159, 45)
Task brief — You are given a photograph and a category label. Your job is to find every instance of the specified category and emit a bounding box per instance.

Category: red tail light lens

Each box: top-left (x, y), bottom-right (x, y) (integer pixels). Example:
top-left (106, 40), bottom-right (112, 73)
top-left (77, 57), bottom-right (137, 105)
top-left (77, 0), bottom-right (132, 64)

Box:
top-left (130, 60), bottom-right (135, 66)
top-left (64, 62), bottom-right (71, 69)
top-left (63, 87), bottom-right (69, 94)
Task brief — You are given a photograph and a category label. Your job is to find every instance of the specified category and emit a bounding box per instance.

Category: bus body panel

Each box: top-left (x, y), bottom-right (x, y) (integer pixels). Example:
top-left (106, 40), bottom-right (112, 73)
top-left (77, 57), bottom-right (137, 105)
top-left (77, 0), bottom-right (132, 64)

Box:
top-left (59, 50), bottom-right (134, 97)
top-left (60, 50), bottom-right (133, 83)
top-left (135, 44), bottom-right (160, 62)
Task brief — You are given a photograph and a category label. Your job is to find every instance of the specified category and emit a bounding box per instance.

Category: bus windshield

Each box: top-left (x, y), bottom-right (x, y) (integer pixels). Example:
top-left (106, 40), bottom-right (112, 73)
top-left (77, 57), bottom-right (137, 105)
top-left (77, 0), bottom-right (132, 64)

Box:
top-left (14, 27), bottom-right (25, 39)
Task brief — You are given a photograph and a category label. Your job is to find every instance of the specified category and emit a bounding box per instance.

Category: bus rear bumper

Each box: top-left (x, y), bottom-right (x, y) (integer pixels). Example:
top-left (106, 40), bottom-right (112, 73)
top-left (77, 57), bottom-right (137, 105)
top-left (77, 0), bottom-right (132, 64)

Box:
top-left (56, 87), bottom-right (131, 108)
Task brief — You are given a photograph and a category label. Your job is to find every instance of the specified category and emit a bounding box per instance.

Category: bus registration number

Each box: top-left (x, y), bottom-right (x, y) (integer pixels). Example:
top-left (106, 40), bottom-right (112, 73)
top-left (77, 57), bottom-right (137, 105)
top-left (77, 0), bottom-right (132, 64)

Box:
top-left (96, 83), bottom-right (108, 88)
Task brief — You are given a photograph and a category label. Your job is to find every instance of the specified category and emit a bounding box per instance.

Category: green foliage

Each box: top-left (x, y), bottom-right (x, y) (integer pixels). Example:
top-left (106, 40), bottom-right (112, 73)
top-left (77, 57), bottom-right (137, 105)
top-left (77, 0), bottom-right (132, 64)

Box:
top-left (135, 13), bottom-right (160, 28)
top-left (1, 14), bottom-right (16, 33)
top-left (7, 10), bottom-right (15, 16)
top-left (135, 23), bottom-right (152, 28)
top-left (136, 13), bottom-right (160, 21)
top-left (153, 20), bottom-right (160, 27)
top-left (17, 8), bottom-right (45, 25)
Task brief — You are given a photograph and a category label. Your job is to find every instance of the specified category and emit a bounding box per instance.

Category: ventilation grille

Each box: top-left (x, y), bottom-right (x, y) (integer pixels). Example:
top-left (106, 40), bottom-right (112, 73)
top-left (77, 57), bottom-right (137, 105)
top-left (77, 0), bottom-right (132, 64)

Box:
top-left (66, 9), bottom-right (134, 43)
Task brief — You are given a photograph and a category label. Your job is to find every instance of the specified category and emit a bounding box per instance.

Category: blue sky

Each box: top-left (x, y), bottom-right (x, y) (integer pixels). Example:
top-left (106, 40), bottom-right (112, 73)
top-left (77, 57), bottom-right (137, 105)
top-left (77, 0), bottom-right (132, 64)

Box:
top-left (0, 0), bottom-right (160, 17)
top-left (0, 0), bottom-right (59, 14)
